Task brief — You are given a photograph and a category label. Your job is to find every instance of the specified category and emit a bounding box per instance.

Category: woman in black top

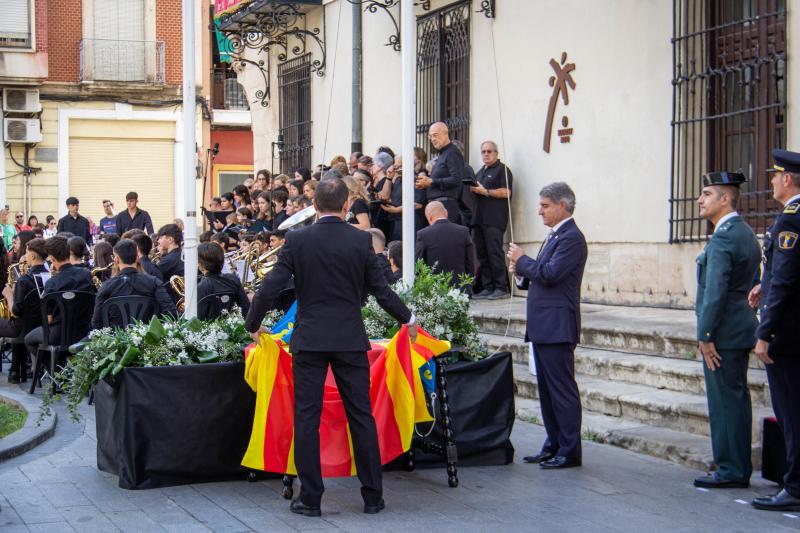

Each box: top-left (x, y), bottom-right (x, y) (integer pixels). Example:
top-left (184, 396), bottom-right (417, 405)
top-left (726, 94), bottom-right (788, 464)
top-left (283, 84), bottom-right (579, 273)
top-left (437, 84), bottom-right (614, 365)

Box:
top-left (343, 176), bottom-right (371, 229)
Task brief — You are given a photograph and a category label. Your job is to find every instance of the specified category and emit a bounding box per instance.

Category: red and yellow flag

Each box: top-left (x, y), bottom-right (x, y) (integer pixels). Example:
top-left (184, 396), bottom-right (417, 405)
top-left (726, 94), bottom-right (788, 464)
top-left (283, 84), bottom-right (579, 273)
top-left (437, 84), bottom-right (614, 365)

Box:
top-left (241, 326), bottom-right (450, 477)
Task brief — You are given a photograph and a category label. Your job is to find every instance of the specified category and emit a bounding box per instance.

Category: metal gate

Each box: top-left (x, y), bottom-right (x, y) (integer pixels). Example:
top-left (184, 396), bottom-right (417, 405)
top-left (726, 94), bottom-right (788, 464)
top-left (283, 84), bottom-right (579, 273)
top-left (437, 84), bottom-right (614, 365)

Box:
top-left (278, 54), bottom-right (312, 174)
top-left (416, 1), bottom-right (470, 159)
top-left (669, 0), bottom-right (786, 242)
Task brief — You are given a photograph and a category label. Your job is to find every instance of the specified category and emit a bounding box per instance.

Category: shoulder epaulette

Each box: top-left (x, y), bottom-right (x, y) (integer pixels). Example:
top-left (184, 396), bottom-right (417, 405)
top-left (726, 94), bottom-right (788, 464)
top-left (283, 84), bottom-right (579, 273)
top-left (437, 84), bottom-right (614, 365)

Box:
top-left (784, 203), bottom-right (800, 214)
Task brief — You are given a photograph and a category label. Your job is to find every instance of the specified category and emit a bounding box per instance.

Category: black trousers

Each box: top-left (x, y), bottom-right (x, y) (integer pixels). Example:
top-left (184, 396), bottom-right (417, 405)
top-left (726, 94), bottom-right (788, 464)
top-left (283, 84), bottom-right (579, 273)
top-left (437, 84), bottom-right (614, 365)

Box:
top-left (473, 225), bottom-right (507, 292)
top-left (24, 326), bottom-right (61, 359)
top-left (766, 354), bottom-right (800, 497)
top-left (293, 350), bottom-right (382, 508)
top-left (533, 342), bottom-right (582, 460)
top-left (0, 319), bottom-right (26, 376)
top-left (435, 197), bottom-right (462, 224)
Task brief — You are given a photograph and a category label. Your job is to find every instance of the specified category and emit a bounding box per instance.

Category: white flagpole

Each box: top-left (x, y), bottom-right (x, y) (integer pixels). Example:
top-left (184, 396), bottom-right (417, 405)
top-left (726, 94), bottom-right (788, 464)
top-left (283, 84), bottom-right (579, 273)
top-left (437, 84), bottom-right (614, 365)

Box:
top-left (182, 0), bottom-right (198, 318)
top-left (401, 0), bottom-right (416, 286)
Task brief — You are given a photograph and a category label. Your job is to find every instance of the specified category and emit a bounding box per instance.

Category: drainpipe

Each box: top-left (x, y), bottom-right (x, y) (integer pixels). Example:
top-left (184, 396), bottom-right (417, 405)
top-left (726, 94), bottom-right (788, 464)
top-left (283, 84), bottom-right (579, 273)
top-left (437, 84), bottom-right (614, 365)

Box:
top-left (351, 0), bottom-right (362, 154)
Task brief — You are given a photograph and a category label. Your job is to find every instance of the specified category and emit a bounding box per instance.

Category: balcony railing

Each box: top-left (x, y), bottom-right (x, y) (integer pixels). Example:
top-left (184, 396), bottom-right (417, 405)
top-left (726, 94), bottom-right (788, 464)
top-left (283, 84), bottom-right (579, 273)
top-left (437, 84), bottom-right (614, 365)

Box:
top-left (80, 38), bottom-right (165, 84)
top-left (212, 66), bottom-right (249, 110)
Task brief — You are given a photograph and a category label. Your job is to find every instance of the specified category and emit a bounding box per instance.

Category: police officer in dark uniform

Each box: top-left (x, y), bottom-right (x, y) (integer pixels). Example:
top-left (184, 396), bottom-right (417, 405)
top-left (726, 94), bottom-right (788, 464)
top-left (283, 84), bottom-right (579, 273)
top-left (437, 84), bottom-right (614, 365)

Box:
top-left (91, 239), bottom-right (176, 329)
top-left (692, 171), bottom-right (761, 489)
top-left (197, 242), bottom-right (250, 316)
top-left (751, 149), bottom-right (800, 512)
top-left (0, 237), bottom-right (48, 383)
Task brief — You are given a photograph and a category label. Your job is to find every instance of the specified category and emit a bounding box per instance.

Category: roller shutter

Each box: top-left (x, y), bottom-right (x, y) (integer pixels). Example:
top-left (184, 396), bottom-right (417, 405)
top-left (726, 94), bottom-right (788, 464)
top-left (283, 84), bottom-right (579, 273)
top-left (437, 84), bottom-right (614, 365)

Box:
top-left (69, 137), bottom-right (174, 231)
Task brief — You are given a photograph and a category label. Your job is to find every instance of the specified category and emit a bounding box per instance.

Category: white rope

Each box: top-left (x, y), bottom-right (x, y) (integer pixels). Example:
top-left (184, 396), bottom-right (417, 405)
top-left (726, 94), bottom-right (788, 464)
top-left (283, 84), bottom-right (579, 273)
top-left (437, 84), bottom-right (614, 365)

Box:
top-left (320, 1), bottom-right (343, 164)
top-left (489, 18), bottom-right (516, 339)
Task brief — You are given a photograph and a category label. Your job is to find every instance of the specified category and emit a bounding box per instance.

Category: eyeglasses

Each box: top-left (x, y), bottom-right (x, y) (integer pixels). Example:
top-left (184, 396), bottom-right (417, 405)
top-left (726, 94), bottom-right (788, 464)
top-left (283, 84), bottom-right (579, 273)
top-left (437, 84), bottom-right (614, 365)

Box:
top-left (15, 215), bottom-right (23, 218)
top-left (481, 150), bottom-right (497, 154)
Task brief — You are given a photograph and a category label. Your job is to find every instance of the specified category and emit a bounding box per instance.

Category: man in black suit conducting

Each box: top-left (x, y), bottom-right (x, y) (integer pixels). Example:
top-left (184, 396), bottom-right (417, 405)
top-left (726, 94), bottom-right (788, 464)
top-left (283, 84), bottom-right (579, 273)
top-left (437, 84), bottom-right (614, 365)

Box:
top-left (245, 178), bottom-right (416, 517)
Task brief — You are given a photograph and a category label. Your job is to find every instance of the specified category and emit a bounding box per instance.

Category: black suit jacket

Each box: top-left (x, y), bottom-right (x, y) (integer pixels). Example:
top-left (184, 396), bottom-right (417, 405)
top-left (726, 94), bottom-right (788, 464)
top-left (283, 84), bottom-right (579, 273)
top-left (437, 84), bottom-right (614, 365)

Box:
top-left (245, 216), bottom-right (412, 352)
top-left (415, 219), bottom-right (475, 286)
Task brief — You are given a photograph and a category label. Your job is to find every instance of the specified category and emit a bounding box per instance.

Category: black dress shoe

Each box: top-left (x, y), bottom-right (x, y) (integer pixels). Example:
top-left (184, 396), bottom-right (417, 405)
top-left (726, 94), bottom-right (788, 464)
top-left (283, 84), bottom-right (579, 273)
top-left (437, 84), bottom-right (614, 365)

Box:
top-left (752, 489), bottom-right (800, 511)
top-left (693, 473), bottom-right (748, 489)
top-left (540, 456), bottom-right (581, 469)
top-left (472, 289), bottom-right (492, 300)
top-left (523, 452), bottom-right (555, 464)
top-left (364, 499), bottom-right (385, 514)
top-left (290, 498), bottom-right (321, 517)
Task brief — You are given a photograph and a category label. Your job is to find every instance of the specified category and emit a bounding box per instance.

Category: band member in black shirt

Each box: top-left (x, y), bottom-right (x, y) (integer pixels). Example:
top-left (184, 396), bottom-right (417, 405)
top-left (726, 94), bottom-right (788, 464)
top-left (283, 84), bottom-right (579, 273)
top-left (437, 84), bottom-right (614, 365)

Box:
top-left (128, 231), bottom-right (163, 282)
top-left (197, 243), bottom-right (250, 316)
top-left (56, 197), bottom-right (93, 245)
top-left (0, 238), bottom-right (47, 383)
top-left (115, 191), bottom-right (154, 235)
top-left (91, 239), bottom-right (176, 329)
top-left (415, 122), bottom-right (464, 224)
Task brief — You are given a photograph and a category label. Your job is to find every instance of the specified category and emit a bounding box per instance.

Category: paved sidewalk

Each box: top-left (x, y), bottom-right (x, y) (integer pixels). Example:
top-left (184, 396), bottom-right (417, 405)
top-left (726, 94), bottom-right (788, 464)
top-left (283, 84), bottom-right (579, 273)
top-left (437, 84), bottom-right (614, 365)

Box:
top-left (0, 379), bottom-right (797, 532)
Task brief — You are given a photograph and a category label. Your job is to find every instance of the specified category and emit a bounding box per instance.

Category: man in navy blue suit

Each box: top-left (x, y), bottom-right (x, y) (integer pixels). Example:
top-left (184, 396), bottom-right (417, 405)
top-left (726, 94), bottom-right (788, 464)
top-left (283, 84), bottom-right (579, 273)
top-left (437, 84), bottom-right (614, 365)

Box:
top-left (507, 182), bottom-right (587, 469)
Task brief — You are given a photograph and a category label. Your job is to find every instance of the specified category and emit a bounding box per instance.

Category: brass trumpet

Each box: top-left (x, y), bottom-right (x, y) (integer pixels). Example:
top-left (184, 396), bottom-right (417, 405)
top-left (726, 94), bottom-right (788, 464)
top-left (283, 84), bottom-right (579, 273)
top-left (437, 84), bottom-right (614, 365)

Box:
top-left (249, 244), bottom-right (282, 291)
top-left (91, 264), bottom-right (113, 289)
top-left (0, 260), bottom-right (28, 319)
top-left (169, 275), bottom-right (186, 313)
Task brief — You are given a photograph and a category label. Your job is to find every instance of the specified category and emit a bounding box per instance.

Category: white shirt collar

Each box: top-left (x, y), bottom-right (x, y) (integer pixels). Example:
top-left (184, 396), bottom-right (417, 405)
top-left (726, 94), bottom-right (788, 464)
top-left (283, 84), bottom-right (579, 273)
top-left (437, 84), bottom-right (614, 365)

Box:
top-left (549, 216), bottom-right (573, 234)
top-left (714, 211), bottom-right (738, 233)
top-left (786, 193), bottom-right (800, 206)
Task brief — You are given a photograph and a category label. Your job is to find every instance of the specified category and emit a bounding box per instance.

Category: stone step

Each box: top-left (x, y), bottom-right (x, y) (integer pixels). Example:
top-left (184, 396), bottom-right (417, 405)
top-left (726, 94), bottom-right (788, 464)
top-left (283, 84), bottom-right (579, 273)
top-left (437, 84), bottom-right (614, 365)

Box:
top-left (483, 334), bottom-right (771, 408)
top-left (512, 363), bottom-right (772, 443)
top-left (471, 301), bottom-right (765, 369)
top-left (515, 397), bottom-right (762, 472)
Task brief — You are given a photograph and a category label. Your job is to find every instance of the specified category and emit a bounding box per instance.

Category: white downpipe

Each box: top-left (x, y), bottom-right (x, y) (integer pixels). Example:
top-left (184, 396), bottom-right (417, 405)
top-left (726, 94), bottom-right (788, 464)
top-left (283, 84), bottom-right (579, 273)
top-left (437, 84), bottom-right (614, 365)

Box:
top-left (401, 0), bottom-right (416, 287)
top-left (181, 0), bottom-right (198, 318)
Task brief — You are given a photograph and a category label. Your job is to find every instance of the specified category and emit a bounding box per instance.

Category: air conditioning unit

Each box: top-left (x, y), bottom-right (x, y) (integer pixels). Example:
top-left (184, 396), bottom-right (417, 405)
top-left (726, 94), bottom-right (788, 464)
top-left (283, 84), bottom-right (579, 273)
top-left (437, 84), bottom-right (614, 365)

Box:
top-left (3, 88), bottom-right (41, 113)
top-left (3, 118), bottom-right (42, 143)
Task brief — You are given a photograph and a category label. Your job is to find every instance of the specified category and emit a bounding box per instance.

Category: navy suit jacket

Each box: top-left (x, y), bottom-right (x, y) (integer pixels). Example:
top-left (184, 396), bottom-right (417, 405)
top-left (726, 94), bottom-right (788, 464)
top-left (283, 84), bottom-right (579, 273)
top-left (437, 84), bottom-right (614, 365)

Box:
top-left (515, 218), bottom-right (587, 345)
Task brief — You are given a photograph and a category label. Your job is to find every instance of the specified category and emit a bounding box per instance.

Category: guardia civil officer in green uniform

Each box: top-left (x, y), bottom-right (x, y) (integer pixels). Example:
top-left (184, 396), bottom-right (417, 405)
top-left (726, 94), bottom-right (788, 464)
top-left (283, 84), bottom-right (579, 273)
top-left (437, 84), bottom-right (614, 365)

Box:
top-left (693, 171), bottom-right (761, 489)
top-left (751, 149), bottom-right (800, 512)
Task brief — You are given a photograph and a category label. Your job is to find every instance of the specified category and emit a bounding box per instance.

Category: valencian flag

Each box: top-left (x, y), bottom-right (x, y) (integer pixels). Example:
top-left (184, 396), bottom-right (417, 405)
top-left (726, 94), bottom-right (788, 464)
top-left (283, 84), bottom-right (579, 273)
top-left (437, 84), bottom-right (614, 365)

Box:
top-left (241, 315), bottom-right (450, 477)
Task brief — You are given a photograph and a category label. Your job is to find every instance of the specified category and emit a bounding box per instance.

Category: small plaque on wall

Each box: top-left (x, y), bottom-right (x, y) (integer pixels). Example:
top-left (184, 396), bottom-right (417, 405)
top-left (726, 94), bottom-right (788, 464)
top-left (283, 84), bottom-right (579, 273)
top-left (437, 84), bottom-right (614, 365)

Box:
top-left (34, 147), bottom-right (58, 163)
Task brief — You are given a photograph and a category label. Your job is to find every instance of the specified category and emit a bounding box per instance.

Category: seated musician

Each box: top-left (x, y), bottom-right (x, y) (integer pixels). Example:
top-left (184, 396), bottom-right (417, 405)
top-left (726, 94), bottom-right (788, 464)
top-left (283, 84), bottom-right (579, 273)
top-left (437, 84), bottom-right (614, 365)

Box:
top-left (269, 230), bottom-right (286, 251)
top-left (68, 236), bottom-right (91, 269)
top-left (91, 239), bottom-right (176, 329)
top-left (0, 238), bottom-right (48, 383)
top-left (25, 236), bottom-right (96, 358)
top-left (129, 232), bottom-right (163, 282)
top-left (156, 224), bottom-right (184, 303)
top-left (197, 242), bottom-right (250, 315)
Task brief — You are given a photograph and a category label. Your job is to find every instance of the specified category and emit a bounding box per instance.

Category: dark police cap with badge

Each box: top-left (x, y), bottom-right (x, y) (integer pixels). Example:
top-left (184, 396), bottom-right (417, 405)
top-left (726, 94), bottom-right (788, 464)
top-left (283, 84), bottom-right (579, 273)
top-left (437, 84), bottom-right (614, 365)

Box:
top-left (770, 149), bottom-right (800, 173)
top-left (702, 171), bottom-right (747, 187)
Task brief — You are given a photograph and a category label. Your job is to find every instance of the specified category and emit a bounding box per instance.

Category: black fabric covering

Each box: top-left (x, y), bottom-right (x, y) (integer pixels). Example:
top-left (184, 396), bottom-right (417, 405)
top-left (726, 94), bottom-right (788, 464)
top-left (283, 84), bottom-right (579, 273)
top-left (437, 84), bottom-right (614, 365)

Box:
top-left (412, 351), bottom-right (515, 467)
top-left (95, 362), bottom-right (256, 489)
top-left (762, 417), bottom-right (787, 484)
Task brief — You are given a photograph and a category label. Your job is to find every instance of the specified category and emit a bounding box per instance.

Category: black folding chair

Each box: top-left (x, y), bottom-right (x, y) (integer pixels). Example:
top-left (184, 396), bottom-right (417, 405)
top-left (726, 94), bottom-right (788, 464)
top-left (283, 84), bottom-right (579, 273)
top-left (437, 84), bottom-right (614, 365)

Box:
top-left (198, 291), bottom-right (237, 321)
top-left (100, 295), bottom-right (158, 329)
top-left (1, 289), bottom-right (42, 377)
top-left (29, 290), bottom-right (96, 394)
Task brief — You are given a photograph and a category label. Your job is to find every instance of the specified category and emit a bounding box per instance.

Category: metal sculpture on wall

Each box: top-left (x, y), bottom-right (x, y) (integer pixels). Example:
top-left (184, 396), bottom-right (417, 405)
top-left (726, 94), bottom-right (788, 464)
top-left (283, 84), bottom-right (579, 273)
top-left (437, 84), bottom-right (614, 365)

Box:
top-left (543, 51), bottom-right (576, 153)
top-left (476, 0), bottom-right (495, 18)
top-left (346, 0), bottom-right (431, 52)
top-left (216, 2), bottom-right (327, 107)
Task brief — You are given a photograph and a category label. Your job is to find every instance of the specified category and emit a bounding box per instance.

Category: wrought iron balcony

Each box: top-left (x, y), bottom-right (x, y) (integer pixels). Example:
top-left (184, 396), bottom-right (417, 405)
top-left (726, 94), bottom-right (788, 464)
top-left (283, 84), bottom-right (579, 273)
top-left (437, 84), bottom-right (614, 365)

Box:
top-left (80, 38), bottom-right (165, 84)
top-left (212, 66), bottom-right (249, 110)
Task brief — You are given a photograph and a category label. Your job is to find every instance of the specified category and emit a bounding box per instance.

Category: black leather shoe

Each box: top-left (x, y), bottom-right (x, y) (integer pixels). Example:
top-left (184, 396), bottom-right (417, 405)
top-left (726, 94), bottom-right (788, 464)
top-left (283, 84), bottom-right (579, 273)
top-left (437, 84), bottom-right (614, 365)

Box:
top-left (752, 489), bottom-right (800, 511)
top-left (364, 499), bottom-right (385, 514)
top-left (472, 290), bottom-right (492, 300)
top-left (290, 498), bottom-right (321, 517)
top-left (523, 452), bottom-right (555, 464)
top-left (487, 290), bottom-right (510, 300)
top-left (693, 473), bottom-right (749, 489)
top-left (540, 456), bottom-right (581, 469)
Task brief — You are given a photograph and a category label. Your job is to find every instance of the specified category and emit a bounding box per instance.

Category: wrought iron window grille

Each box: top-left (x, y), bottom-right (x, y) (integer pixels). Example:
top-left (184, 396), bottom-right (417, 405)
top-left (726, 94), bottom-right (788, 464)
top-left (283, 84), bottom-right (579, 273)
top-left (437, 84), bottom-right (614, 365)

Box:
top-left (416, 1), bottom-right (471, 159)
top-left (670, 0), bottom-right (786, 243)
top-left (278, 54), bottom-right (313, 174)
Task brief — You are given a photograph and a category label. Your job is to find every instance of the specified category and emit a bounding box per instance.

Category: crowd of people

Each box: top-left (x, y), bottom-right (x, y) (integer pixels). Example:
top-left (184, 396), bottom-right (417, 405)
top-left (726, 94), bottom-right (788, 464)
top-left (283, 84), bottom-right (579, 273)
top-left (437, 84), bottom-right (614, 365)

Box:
top-left (202, 121), bottom-right (514, 298)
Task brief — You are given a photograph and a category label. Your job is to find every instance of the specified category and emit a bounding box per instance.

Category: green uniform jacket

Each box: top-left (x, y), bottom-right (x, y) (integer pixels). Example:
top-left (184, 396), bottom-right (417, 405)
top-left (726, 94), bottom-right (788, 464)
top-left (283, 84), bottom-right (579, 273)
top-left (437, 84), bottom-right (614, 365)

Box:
top-left (696, 215), bottom-right (761, 349)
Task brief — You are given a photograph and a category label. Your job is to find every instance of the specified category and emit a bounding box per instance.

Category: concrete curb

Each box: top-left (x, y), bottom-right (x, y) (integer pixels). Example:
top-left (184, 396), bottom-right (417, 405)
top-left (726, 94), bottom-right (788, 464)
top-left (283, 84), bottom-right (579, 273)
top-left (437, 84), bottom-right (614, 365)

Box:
top-left (0, 383), bottom-right (57, 461)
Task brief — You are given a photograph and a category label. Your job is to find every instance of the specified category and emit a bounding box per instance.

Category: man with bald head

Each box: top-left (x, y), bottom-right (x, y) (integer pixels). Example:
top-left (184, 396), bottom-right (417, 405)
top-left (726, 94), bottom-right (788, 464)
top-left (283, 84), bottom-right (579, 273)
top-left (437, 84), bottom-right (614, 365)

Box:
top-left (415, 122), bottom-right (464, 224)
top-left (415, 201), bottom-right (475, 291)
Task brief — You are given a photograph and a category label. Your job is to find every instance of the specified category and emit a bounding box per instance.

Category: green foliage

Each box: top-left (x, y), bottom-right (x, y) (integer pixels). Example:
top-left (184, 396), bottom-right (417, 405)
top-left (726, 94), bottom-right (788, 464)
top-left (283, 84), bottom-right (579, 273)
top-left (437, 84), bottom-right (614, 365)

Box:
top-left (362, 260), bottom-right (487, 360)
top-left (0, 402), bottom-right (27, 438)
top-left (41, 309), bottom-right (253, 422)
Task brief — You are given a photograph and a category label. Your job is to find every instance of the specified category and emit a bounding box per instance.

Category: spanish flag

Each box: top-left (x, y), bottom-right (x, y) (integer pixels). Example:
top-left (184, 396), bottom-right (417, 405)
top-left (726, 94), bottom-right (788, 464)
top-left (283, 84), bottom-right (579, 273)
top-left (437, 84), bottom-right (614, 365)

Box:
top-left (241, 326), bottom-right (450, 477)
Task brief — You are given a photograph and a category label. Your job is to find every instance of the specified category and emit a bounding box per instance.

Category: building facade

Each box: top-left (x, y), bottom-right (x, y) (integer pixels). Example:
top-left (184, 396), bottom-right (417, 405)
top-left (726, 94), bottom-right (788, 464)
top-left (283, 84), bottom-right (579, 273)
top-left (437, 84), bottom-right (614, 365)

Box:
top-left (218, 0), bottom-right (797, 308)
top-left (0, 0), bottom-right (215, 232)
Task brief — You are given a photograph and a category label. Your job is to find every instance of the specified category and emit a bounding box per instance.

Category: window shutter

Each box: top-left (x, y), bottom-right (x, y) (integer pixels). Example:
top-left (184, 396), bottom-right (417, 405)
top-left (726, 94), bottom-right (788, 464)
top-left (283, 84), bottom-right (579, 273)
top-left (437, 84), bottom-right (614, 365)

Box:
top-left (0, 0), bottom-right (30, 40)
